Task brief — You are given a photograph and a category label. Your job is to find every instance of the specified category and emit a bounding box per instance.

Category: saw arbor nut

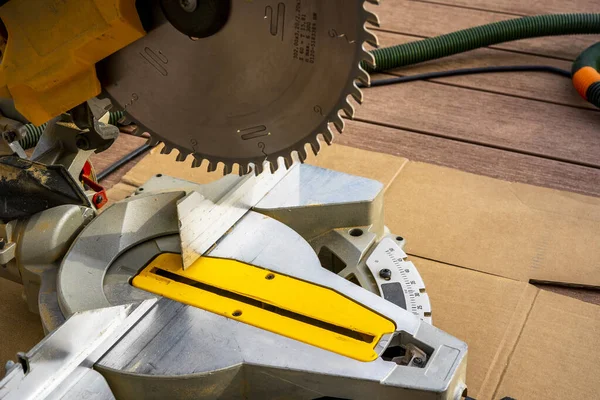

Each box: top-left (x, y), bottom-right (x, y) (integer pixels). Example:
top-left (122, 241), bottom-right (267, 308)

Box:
top-left (161, 0), bottom-right (231, 38)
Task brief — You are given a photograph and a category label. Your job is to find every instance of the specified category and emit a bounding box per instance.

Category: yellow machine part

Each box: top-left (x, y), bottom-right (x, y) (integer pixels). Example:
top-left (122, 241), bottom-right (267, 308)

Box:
top-left (0, 0), bottom-right (145, 125)
top-left (133, 253), bottom-right (397, 362)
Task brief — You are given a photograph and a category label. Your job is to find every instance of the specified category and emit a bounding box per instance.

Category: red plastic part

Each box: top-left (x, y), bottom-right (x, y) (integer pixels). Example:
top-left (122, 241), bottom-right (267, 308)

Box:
top-left (80, 161), bottom-right (108, 209)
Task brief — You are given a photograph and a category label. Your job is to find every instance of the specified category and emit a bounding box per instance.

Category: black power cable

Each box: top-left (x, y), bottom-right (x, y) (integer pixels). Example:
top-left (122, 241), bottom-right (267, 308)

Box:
top-left (362, 65), bottom-right (571, 88)
top-left (97, 143), bottom-right (153, 182)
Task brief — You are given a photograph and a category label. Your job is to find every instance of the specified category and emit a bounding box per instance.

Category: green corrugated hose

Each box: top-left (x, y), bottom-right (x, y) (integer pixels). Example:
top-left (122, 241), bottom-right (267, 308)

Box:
top-left (18, 111), bottom-right (125, 150)
top-left (366, 13), bottom-right (600, 73)
top-left (18, 123), bottom-right (46, 150)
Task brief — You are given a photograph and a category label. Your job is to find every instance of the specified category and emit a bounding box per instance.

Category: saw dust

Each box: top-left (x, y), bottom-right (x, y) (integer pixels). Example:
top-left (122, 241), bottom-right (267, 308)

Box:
top-left (0, 163), bottom-right (20, 182)
top-left (0, 161), bottom-right (50, 185)
top-left (29, 165), bottom-right (50, 185)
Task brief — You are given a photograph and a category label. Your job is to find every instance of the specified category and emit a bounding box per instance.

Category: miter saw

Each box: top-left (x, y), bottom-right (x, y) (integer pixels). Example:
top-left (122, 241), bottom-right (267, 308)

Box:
top-left (0, 165), bottom-right (469, 400)
top-left (0, 1), bottom-right (469, 399)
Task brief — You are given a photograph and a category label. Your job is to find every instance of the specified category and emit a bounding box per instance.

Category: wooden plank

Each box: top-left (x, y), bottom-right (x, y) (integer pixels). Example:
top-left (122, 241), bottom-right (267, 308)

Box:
top-left (375, 31), bottom-right (594, 109)
top-left (419, 0), bottom-right (600, 16)
top-left (370, 0), bottom-right (600, 60)
top-left (337, 120), bottom-right (600, 197)
top-left (355, 79), bottom-right (600, 168)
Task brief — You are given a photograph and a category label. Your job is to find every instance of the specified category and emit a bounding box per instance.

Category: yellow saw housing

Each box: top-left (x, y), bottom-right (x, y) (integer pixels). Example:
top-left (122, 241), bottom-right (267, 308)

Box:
top-left (0, 0), bottom-right (144, 125)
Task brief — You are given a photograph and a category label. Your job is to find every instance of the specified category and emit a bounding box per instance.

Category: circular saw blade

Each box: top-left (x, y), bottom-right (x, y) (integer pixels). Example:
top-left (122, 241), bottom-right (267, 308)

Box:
top-left (101, 0), bottom-right (379, 174)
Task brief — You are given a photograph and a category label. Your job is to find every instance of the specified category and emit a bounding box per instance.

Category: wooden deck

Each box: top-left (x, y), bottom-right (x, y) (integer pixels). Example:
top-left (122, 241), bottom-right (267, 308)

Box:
top-left (90, 0), bottom-right (600, 302)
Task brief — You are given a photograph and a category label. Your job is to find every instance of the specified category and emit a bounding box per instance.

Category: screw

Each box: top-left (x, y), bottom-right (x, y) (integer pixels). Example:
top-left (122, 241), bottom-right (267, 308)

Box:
top-left (5, 360), bottom-right (15, 371)
top-left (94, 195), bottom-right (104, 205)
top-left (413, 357), bottom-right (425, 367)
top-left (379, 268), bottom-right (392, 280)
top-left (179, 0), bottom-right (197, 12)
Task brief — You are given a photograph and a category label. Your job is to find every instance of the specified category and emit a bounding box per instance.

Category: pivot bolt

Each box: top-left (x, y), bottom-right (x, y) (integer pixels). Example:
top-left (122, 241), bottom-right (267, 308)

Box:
top-left (413, 357), bottom-right (425, 367)
top-left (76, 135), bottom-right (91, 150)
top-left (94, 195), bottom-right (104, 205)
top-left (179, 0), bottom-right (197, 12)
top-left (379, 268), bottom-right (392, 280)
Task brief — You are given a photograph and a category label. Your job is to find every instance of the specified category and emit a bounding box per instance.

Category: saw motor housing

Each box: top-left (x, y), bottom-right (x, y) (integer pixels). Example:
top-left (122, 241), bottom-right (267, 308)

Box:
top-left (0, 0), bottom-right (144, 125)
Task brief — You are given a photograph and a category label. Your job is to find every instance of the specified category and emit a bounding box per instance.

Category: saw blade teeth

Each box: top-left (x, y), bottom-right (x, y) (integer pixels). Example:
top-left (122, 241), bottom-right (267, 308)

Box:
top-left (364, 10), bottom-right (380, 27)
top-left (254, 162), bottom-right (265, 176)
top-left (121, 115), bottom-right (134, 126)
top-left (283, 156), bottom-right (293, 170)
top-left (362, 28), bottom-right (379, 47)
top-left (342, 100), bottom-right (356, 119)
top-left (131, 126), bottom-right (143, 136)
top-left (223, 163), bottom-right (233, 176)
top-left (290, 150), bottom-right (299, 164)
top-left (191, 157), bottom-right (203, 168)
top-left (361, 47), bottom-right (376, 68)
top-left (269, 161), bottom-right (277, 174)
top-left (145, 136), bottom-right (159, 147)
top-left (207, 161), bottom-right (218, 173)
top-left (175, 151), bottom-right (188, 162)
top-left (350, 83), bottom-right (364, 104)
top-left (160, 145), bottom-right (173, 155)
top-left (309, 138), bottom-right (321, 156)
top-left (296, 147), bottom-right (307, 163)
top-left (321, 128), bottom-right (334, 145)
top-left (332, 115), bottom-right (345, 134)
top-left (357, 67), bottom-right (371, 87)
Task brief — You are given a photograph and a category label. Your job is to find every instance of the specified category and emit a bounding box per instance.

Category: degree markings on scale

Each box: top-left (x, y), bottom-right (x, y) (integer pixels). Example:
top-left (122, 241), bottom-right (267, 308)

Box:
top-left (366, 237), bottom-right (431, 323)
top-left (385, 246), bottom-right (421, 313)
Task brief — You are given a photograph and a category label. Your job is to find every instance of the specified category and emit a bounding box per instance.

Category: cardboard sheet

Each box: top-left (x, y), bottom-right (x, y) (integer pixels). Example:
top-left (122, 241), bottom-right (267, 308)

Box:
top-left (408, 257), bottom-right (538, 398)
top-left (0, 280), bottom-right (45, 375)
top-left (494, 290), bottom-right (600, 399)
top-left (3, 144), bottom-right (599, 399)
top-left (385, 161), bottom-right (600, 287)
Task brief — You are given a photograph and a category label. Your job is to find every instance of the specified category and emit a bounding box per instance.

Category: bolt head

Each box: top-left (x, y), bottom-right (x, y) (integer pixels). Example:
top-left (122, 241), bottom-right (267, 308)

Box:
top-left (379, 268), bottom-right (392, 280)
top-left (179, 0), bottom-right (197, 12)
top-left (76, 136), bottom-right (90, 150)
top-left (2, 131), bottom-right (16, 143)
